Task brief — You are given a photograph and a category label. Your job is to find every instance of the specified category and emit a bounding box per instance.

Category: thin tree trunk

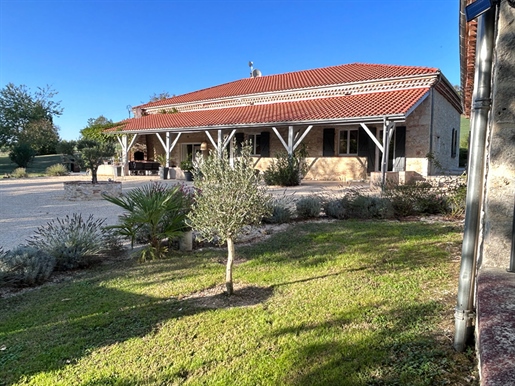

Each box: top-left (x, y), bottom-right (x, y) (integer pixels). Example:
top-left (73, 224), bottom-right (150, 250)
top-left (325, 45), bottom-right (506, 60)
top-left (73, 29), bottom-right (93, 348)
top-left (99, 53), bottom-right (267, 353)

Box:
top-left (226, 237), bottom-right (235, 295)
top-left (91, 166), bottom-right (98, 184)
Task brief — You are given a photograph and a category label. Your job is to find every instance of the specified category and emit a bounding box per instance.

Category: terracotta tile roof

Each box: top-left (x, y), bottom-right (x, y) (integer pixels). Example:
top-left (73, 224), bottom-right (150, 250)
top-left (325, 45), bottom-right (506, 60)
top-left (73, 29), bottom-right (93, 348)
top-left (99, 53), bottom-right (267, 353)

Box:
top-left (138, 63), bottom-right (438, 108)
top-left (111, 88), bottom-right (430, 132)
top-left (460, 0), bottom-right (477, 117)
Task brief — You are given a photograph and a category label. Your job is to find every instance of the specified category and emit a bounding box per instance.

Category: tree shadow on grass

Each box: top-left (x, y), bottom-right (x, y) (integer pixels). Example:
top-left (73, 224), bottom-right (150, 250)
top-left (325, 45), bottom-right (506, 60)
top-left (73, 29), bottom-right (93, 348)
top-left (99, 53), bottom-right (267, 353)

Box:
top-left (0, 271), bottom-right (273, 386)
top-left (270, 301), bottom-right (476, 386)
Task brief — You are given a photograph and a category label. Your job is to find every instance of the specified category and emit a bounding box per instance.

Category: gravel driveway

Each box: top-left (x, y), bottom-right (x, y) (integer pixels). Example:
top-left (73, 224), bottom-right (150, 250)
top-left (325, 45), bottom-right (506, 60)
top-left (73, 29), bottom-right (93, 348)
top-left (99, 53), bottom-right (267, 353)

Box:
top-left (0, 175), bottom-right (343, 252)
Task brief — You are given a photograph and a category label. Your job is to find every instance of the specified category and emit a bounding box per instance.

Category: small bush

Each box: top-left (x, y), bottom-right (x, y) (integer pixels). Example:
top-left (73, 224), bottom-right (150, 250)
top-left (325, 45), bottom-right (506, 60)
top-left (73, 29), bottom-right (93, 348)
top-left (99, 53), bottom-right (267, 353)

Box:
top-left (9, 143), bottom-right (36, 167)
top-left (382, 181), bottom-right (451, 218)
top-left (27, 214), bottom-right (106, 270)
top-left (445, 176), bottom-right (467, 218)
top-left (296, 196), bottom-right (322, 219)
top-left (323, 199), bottom-right (348, 219)
top-left (11, 167), bottom-right (28, 178)
top-left (347, 194), bottom-right (394, 219)
top-left (263, 147), bottom-right (308, 187)
top-left (263, 203), bottom-right (293, 224)
top-left (46, 163), bottom-right (69, 176)
top-left (101, 228), bottom-right (126, 254)
top-left (0, 246), bottom-right (55, 287)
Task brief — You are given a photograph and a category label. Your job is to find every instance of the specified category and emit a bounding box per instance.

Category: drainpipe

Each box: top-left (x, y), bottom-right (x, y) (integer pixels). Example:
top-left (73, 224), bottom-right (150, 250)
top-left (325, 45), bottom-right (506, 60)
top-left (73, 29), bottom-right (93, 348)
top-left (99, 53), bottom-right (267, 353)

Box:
top-left (508, 195), bottom-right (515, 273)
top-left (454, 7), bottom-right (496, 352)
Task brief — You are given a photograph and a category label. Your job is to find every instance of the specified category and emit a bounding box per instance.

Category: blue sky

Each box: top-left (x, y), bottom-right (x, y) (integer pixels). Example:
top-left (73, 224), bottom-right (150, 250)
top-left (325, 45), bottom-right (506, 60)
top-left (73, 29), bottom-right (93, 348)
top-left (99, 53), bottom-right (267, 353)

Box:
top-left (0, 0), bottom-right (460, 140)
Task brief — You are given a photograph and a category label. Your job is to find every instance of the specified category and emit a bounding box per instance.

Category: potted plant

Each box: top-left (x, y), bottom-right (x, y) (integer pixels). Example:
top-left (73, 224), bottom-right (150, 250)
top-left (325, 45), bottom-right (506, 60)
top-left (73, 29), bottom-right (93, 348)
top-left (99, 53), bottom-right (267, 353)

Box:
top-left (180, 159), bottom-right (194, 181)
top-left (156, 154), bottom-right (169, 180)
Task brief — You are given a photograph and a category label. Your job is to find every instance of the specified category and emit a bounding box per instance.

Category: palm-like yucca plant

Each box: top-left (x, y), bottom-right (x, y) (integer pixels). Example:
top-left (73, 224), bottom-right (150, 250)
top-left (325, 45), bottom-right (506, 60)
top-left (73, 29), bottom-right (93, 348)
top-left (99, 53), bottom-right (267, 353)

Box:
top-left (103, 182), bottom-right (191, 260)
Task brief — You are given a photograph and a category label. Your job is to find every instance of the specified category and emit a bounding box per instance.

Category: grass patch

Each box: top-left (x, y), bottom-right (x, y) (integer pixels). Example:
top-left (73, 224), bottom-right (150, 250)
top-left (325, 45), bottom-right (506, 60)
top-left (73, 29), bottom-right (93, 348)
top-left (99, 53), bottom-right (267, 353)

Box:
top-left (0, 154), bottom-right (63, 176)
top-left (460, 116), bottom-right (470, 149)
top-left (0, 220), bottom-right (477, 385)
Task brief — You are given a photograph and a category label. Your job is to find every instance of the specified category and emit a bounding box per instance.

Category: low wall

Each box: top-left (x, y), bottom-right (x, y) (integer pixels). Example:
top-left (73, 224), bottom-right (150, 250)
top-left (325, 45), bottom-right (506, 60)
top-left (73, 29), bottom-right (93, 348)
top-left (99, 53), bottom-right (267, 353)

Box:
top-left (63, 181), bottom-right (122, 201)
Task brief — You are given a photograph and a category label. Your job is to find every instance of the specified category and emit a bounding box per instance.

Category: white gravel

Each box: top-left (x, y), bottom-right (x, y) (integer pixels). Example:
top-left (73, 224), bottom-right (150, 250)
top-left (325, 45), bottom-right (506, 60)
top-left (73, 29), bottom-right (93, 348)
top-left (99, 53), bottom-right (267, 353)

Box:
top-left (0, 175), bottom-right (181, 251)
top-left (0, 175), bottom-right (343, 252)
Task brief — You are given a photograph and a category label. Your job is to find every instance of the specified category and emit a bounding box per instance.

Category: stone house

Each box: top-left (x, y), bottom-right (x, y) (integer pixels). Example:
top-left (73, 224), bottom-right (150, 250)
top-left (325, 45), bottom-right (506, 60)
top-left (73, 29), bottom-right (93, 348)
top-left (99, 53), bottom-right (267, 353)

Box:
top-left (108, 63), bottom-right (462, 181)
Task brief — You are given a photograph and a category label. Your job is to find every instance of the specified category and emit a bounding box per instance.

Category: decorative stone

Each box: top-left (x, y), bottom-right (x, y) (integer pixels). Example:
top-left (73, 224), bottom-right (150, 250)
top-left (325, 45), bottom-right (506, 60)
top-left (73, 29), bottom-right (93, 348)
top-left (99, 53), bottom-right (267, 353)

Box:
top-left (63, 181), bottom-right (122, 201)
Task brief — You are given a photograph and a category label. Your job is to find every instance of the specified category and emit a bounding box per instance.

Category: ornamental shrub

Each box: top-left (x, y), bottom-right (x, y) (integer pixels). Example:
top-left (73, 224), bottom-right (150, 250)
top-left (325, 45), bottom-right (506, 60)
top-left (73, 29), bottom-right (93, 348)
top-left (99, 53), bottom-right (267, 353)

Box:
top-left (103, 182), bottom-right (191, 261)
top-left (27, 214), bottom-right (107, 270)
top-left (382, 181), bottom-right (449, 218)
top-left (296, 196), bottom-right (322, 219)
top-left (263, 203), bottom-right (293, 224)
top-left (11, 167), bottom-right (28, 178)
top-left (46, 163), bottom-right (69, 176)
top-left (9, 143), bottom-right (35, 168)
top-left (0, 246), bottom-right (55, 287)
top-left (323, 198), bottom-right (348, 219)
top-left (263, 146), bottom-right (308, 187)
top-left (346, 194), bottom-right (394, 219)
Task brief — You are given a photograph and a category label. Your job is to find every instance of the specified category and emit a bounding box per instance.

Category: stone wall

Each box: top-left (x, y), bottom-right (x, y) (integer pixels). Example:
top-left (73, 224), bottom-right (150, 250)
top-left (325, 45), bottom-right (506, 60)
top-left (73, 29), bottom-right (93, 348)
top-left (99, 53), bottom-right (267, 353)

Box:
top-left (63, 181), bottom-right (122, 201)
top-left (404, 96), bottom-right (431, 175)
top-left (431, 90), bottom-right (461, 172)
top-left (481, 1), bottom-right (515, 268)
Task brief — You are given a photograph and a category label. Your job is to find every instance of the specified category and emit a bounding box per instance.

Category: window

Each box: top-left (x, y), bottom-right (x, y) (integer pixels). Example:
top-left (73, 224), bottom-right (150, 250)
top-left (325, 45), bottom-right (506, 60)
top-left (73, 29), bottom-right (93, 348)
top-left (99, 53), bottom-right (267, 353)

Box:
top-left (249, 134), bottom-right (261, 155)
top-left (451, 128), bottom-right (458, 158)
top-left (338, 129), bottom-right (358, 155)
top-left (181, 143), bottom-right (201, 163)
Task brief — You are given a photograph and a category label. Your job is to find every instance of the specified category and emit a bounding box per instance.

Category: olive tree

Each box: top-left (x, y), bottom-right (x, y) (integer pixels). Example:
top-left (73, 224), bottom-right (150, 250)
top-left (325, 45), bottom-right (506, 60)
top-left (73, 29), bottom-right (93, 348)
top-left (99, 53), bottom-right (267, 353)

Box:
top-left (76, 139), bottom-right (115, 184)
top-left (187, 143), bottom-right (271, 295)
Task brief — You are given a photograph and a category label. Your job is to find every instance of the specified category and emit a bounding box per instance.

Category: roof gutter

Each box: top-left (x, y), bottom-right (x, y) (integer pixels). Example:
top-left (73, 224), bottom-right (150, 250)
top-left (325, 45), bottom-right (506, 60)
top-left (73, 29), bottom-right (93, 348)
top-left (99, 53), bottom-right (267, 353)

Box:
top-left (454, 4), bottom-right (497, 352)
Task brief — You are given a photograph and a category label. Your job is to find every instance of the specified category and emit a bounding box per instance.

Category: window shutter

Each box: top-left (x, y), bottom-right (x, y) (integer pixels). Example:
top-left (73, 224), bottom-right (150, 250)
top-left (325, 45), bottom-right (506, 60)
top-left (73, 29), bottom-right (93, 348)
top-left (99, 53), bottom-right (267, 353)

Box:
top-left (260, 132), bottom-right (270, 157)
top-left (394, 126), bottom-right (406, 171)
top-left (358, 127), bottom-right (376, 173)
top-left (323, 128), bottom-right (335, 156)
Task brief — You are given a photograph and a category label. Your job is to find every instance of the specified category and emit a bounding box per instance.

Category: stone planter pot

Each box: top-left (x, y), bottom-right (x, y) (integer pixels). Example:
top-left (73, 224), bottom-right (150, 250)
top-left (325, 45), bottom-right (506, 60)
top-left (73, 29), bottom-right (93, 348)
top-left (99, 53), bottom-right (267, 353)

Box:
top-left (184, 171), bottom-right (193, 181)
top-left (179, 230), bottom-right (193, 251)
top-left (159, 167), bottom-right (169, 180)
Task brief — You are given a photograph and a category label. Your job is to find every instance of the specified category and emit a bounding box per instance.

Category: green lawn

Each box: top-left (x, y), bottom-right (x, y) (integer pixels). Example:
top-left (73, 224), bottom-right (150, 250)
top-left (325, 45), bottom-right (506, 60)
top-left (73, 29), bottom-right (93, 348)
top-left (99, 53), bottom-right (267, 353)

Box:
top-left (0, 153), bottom-right (63, 176)
top-left (460, 116), bottom-right (470, 149)
top-left (0, 220), bottom-right (477, 385)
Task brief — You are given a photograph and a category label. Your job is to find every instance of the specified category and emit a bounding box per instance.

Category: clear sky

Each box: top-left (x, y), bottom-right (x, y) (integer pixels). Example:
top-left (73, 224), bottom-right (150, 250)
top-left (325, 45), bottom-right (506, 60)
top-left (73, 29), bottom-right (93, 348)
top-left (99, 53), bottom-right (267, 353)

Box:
top-left (0, 0), bottom-right (460, 140)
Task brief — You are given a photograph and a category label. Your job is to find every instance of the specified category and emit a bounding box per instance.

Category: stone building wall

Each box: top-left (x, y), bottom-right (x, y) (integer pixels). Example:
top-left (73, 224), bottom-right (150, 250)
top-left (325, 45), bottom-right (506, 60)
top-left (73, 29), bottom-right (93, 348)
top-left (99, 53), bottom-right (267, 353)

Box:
top-left (481, 1), bottom-right (515, 268)
top-left (404, 96), bottom-right (431, 176)
top-left (431, 90), bottom-right (461, 172)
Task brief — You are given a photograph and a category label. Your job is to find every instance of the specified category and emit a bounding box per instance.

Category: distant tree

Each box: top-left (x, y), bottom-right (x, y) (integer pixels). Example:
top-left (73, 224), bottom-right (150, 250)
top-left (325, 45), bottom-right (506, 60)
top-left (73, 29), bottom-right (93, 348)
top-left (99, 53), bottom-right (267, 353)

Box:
top-left (187, 143), bottom-right (271, 295)
top-left (56, 140), bottom-right (77, 157)
top-left (56, 140), bottom-right (78, 171)
top-left (0, 83), bottom-right (63, 147)
top-left (9, 143), bottom-right (36, 168)
top-left (80, 115), bottom-right (116, 144)
top-left (18, 119), bottom-right (60, 155)
top-left (76, 139), bottom-right (116, 184)
top-left (454, 84), bottom-right (462, 98)
top-left (148, 92), bottom-right (173, 103)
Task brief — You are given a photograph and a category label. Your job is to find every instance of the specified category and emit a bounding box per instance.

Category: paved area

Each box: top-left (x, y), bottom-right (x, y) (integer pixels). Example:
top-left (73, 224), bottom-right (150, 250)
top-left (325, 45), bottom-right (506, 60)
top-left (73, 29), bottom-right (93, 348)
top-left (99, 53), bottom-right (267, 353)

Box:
top-left (0, 174), bottom-right (344, 251)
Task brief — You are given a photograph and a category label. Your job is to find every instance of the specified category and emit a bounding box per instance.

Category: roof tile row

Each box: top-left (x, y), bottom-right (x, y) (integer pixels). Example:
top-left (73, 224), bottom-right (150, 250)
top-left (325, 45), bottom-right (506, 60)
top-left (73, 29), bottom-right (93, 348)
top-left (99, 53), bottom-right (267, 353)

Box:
top-left (113, 88), bottom-right (430, 132)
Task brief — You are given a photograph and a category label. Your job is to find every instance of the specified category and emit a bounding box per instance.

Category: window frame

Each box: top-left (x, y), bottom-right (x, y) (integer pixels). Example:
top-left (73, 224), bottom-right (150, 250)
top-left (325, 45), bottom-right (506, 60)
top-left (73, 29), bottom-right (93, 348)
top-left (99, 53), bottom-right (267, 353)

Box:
top-left (451, 128), bottom-right (458, 158)
top-left (338, 128), bottom-right (359, 155)
top-left (248, 133), bottom-right (261, 156)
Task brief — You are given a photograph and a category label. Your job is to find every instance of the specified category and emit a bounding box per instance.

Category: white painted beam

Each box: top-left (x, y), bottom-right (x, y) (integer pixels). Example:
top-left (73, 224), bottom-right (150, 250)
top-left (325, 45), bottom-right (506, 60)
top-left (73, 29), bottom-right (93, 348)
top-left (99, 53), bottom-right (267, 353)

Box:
top-left (293, 125), bottom-right (313, 151)
top-left (360, 123), bottom-right (384, 153)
